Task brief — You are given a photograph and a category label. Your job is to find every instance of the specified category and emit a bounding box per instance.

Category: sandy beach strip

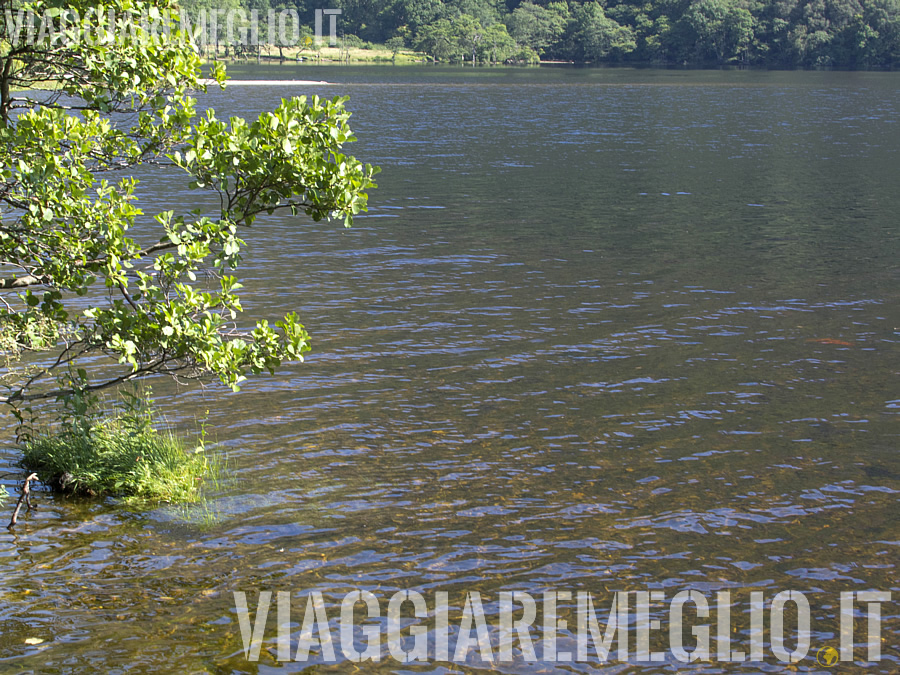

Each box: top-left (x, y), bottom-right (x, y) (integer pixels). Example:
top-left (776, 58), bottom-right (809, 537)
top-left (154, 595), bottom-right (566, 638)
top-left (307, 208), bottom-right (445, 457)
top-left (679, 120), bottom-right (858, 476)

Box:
top-left (199, 79), bottom-right (334, 86)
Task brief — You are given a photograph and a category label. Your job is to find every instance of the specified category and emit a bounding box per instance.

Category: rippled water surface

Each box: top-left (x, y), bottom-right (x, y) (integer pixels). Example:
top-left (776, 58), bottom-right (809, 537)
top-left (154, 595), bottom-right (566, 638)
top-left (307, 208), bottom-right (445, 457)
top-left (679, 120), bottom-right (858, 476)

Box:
top-left (1, 67), bottom-right (898, 672)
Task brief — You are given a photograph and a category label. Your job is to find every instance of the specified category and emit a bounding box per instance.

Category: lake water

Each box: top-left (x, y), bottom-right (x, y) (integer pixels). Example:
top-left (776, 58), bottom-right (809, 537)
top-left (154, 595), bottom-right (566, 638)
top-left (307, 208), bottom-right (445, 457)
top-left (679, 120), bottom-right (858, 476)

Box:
top-left (1, 66), bottom-right (898, 672)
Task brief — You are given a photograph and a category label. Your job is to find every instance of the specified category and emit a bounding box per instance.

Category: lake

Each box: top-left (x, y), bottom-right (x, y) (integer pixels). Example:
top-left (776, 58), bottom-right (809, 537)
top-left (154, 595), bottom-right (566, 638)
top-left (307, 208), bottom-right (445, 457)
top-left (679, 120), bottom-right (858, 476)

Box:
top-left (1, 65), bottom-right (898, 672)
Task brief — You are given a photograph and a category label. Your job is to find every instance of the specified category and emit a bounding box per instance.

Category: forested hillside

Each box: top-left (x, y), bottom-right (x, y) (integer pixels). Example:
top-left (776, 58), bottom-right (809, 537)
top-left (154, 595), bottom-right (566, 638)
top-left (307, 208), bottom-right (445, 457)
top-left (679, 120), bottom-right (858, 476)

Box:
top-left (187, 0), bottom-right (900, 66)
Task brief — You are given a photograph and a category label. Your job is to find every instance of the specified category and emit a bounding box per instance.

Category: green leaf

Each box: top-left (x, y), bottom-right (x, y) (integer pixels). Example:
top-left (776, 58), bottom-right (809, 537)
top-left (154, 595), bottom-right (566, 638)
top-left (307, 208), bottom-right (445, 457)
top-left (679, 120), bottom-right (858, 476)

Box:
top-left (0, 14), bottom-right (378, 416)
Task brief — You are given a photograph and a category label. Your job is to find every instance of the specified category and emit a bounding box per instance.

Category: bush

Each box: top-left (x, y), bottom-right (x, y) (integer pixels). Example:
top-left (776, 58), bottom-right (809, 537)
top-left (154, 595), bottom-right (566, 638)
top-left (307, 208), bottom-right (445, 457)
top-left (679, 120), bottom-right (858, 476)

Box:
top-left (22, 405), bottom-right (216, 504)
top-left (511, 47), bottom-right (541, 64)
top-left (386, 36), bottom-right (406, 53)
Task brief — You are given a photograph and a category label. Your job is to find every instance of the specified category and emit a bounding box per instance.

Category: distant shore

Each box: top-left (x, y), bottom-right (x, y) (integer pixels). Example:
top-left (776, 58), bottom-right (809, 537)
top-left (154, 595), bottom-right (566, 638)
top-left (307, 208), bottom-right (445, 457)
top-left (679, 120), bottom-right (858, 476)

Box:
top-left (199, 79), bottom-right (334, 86)
top-left (202, 43), bottom-right (426, 65)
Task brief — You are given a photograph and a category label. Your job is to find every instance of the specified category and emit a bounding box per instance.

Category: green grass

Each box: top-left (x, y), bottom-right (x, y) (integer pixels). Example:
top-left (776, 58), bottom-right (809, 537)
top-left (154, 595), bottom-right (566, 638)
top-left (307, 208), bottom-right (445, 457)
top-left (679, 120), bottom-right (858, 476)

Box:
top-left (174, 498), bottom-right (225, 529)
top-left (22, 414), bottom-right (219, 504)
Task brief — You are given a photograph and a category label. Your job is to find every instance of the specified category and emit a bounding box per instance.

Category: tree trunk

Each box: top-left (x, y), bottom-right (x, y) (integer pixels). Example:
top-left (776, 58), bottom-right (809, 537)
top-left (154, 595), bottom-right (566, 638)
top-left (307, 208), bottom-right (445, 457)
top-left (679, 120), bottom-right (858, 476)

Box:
top-left (0, 61), bottom-right (9, 128)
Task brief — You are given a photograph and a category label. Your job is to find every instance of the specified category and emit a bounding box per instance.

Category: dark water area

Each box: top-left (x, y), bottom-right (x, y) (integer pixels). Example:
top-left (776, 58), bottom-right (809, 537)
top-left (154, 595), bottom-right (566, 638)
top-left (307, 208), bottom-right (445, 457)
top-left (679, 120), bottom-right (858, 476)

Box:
top-left (1, 66), bottom-right (897, 672)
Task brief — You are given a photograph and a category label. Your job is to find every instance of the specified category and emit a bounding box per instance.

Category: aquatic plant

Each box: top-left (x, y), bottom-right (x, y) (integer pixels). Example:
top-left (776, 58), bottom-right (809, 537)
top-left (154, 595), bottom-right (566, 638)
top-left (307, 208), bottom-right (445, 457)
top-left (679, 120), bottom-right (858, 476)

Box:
top-left (21, 401), bottom-right (217, 504)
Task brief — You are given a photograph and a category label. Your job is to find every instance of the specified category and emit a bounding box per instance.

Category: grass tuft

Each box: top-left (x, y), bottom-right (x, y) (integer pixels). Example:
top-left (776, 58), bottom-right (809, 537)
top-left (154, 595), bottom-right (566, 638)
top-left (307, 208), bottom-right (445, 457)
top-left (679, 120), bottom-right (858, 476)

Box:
top-left (22, 413), bottom-right (217, 504)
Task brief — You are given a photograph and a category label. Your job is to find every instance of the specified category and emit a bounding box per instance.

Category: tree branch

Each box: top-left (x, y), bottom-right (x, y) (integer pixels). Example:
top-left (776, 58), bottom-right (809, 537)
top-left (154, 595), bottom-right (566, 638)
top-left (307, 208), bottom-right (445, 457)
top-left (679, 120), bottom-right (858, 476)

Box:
top-left (7, 473), bottom-right (38, 529)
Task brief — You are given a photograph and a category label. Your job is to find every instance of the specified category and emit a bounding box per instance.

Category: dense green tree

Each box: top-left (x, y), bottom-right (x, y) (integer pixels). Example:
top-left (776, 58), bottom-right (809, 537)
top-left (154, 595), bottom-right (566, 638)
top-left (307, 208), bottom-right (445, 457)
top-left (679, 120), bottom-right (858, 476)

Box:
top-left (864, 0), bottom-right (900, 60)
top-left (506, 1), bottom-right (568, 54)
top-left (451, 0), bottom-right (505, 26)
top-left (0, 0), bottom-right (377, 417)
top-left (842, 11), bottom-right (880, 63)
top-left (452, 12), bottom-right (486, 63)
top-left (566, 1), bottom-right (636, 60)
top-left (203, 0), bottom-right (900, 66)
top-left (789, 0), bottom-right (837, 64)
top-left (415, 17), bottom-right (461, 58)
top-left (387, 0), bottom-right (446, 36)
top-left (336, 0), bottom-right (395, 41)
top-left (479, 20), bottom-right (518, 60)
top-left (751, 0), bottom-right (799, 65)
top-left (681, 0), bottom-right (754, 62)
top-left (414, 11), bottom-right (518, 61)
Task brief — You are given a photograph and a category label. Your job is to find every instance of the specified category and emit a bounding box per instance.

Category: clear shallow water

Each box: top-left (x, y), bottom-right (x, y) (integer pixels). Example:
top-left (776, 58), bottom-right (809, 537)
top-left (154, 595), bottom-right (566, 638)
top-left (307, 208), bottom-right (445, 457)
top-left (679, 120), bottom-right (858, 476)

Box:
top-left (1, 66), bottom-right (898, 672)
